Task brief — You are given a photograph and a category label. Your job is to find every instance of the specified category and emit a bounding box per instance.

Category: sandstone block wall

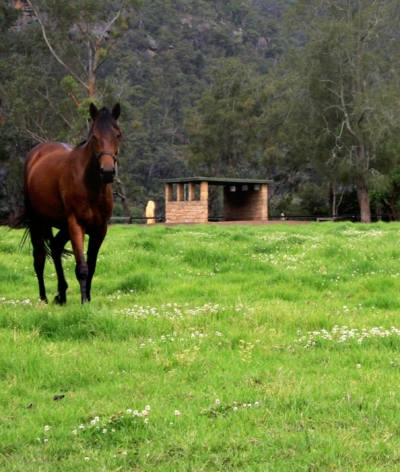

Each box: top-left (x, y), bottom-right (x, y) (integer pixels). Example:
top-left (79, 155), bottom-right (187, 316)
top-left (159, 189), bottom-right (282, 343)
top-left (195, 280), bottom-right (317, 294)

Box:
top-left (223, 184), bottom-right (268, 220)
top-left (165, 201), bottom-right (208, 223)
top-left (165, 182), bottom-right (209, 223)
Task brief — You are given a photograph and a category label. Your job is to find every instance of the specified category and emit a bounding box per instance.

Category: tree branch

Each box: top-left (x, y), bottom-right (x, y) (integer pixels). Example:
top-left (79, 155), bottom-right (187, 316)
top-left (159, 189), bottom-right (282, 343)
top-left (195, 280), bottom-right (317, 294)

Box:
top-left (35, 89), bottom-right (73, 128)
top-left (24, 128), bottom-right (47, 143)
top-left (26, 0), bottom-right (89, 93)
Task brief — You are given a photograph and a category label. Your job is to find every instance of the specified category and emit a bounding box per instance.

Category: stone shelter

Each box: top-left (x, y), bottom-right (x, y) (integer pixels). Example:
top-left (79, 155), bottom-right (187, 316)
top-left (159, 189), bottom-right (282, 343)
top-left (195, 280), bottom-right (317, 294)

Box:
top-left (163, 177), bottom-right (272, 224)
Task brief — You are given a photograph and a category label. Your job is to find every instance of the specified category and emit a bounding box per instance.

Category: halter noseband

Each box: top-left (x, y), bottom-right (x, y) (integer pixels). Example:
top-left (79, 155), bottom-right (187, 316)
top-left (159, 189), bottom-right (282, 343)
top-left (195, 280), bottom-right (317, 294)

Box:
top-left (94, 149), bottom-right (118, 164)
top-left (93, 149), bottom-right (119, 178)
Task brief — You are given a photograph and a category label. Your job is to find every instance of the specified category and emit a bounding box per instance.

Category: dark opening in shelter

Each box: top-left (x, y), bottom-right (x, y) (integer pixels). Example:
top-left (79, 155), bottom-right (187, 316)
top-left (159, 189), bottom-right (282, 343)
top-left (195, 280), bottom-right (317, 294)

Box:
top-left (162, 177), bottom-right (273, 223)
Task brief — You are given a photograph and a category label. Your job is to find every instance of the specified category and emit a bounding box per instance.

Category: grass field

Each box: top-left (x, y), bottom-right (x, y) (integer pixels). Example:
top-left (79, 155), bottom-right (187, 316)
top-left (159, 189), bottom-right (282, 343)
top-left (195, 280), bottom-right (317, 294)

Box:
top-left (1, 221), bottom-right (400, 471)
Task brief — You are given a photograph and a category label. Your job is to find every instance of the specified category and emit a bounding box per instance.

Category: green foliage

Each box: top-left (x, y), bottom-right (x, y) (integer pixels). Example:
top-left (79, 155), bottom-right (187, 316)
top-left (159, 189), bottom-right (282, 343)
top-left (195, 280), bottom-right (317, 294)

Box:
top-left (60, 76), bottom-right (78, 95)
top-left (184, 59), bottom-right (267, 177)
top-left (77, 98), bottom-right (98, 120)
top-left (281, 0), bottom-right (400, 220)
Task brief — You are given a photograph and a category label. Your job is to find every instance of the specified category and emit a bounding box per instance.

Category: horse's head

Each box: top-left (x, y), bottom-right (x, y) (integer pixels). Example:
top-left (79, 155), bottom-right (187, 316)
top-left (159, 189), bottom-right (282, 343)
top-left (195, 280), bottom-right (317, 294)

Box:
top-left (89, 103), bottom-right (122, 184)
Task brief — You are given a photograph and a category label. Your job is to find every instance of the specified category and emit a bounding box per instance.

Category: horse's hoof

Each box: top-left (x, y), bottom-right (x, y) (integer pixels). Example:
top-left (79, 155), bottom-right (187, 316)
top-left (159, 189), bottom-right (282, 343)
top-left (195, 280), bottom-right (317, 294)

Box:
top-left (54, 295), bottom-right (66, 305)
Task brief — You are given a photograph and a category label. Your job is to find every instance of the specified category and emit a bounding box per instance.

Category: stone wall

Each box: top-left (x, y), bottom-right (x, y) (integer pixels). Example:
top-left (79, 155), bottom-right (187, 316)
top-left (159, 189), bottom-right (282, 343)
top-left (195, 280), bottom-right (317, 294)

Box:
top-left (165, 200), bottom-right (208, 223)
top-left (223, 183), bottom-right (268, 220)
top-left (165, 182), bottom-right (209, 223)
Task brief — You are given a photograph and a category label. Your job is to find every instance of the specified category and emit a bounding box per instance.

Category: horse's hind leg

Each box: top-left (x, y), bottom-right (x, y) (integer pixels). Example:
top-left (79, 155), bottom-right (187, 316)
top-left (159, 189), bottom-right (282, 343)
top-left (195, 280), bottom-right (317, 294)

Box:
top-left (30, 226), bottom-right (48, 303)
top-left (50, 228), bottom-right (70, 305)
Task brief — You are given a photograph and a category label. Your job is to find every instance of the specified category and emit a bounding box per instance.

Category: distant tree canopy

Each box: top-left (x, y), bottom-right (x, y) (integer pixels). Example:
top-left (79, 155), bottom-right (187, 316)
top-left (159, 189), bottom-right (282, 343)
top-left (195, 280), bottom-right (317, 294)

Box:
top-left (1, 0), bottom-right (400, 221)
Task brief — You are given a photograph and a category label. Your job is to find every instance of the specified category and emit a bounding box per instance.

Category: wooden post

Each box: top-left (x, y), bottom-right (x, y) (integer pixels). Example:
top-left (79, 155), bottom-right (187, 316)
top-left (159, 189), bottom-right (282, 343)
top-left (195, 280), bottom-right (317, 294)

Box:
top-left (145, 200), bottom-right (156, 224)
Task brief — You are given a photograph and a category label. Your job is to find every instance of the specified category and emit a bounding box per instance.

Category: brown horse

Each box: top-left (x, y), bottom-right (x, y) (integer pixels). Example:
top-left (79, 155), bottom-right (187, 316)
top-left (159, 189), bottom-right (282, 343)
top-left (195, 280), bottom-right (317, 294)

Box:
top-left (21, 103), bottom-right (121, 304)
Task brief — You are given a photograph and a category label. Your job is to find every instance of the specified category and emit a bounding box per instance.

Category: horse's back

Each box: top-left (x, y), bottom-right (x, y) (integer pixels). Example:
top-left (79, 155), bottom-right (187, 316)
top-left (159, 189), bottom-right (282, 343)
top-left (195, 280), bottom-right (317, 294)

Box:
top-left (25, 142), bottom-right (74, 223)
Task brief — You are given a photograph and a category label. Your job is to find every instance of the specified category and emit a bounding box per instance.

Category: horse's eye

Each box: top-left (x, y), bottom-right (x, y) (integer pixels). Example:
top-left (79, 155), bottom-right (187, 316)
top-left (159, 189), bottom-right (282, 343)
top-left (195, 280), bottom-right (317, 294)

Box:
top-left (116, 133), bottom-right (121, 139)
top-left (92, 135), bottom-right (98, 141)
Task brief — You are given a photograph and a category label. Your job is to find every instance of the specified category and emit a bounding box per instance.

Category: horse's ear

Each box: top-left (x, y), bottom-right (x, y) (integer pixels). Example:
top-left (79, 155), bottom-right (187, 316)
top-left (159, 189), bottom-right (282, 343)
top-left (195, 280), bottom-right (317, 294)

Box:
top-left (89, 103), bottom-right (99, 121)
top-left (111, 103), bottom-right (121, 120)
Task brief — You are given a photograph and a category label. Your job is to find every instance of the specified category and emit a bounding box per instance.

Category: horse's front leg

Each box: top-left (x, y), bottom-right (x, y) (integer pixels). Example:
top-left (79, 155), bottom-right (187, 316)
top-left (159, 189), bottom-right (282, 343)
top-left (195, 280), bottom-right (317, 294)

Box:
top-left (68, 216), bottom-right (89, 304)
top-left (86, 225), bottom-right (108, 302)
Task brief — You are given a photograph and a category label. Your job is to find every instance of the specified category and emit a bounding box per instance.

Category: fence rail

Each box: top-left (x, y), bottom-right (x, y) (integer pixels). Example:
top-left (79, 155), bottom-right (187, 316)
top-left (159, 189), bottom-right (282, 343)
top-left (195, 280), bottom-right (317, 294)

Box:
top-left (109, 214), bottom-right (392, 224)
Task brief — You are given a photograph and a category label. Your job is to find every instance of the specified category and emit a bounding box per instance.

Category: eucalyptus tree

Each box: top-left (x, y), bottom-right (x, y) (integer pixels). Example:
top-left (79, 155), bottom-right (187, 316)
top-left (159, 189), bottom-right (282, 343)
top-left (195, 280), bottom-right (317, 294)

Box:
top-left (287, 0), bottom-right (400, 222)
top-left (184, 58), bottom-right (267, 178)
top-left (26, 0), bottom-right (140, 105)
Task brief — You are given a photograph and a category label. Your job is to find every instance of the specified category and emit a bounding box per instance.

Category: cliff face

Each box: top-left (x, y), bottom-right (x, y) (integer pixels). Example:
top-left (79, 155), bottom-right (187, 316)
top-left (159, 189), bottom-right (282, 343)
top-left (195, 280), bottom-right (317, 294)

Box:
top-left (13, 0), bottom-right (30, 13)
top-left (12, 0), bottom-right (33, 28)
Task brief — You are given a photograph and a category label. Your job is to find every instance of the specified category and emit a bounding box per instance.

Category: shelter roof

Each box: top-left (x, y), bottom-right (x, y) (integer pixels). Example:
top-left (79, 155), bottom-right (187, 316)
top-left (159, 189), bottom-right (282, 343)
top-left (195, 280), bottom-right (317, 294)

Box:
top-left (162, 177), bottom-right (273, 186)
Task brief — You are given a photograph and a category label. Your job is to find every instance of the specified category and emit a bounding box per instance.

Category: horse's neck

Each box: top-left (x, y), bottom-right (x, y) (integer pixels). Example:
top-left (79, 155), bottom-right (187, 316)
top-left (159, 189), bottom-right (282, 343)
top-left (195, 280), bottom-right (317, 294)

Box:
top-left (76, 143), bottom-right (103, 189)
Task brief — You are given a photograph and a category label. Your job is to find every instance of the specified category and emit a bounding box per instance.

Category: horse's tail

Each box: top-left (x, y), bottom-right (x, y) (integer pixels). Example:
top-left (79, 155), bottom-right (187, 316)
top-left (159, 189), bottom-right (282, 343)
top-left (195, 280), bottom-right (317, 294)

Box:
top-left (1, 207), bottom-right (27, 229)
top-left (2, 208), bottom-right (71, 259)
top-left (0, 207), bottom-right (33, 254)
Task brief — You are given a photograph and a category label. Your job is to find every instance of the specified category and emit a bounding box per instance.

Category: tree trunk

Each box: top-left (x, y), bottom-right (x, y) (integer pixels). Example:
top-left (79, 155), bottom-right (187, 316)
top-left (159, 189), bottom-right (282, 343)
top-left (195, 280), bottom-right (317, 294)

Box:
top-left (114, 179), bottom-right (131, 219)
top-left (357, 176), bottom-right (371, 223)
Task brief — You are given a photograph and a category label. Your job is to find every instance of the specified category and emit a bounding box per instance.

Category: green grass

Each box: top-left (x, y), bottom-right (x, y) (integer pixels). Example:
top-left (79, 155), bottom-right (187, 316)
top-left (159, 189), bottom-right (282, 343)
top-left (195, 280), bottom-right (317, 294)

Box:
top-left (2, 221), bottom-right (400, 470)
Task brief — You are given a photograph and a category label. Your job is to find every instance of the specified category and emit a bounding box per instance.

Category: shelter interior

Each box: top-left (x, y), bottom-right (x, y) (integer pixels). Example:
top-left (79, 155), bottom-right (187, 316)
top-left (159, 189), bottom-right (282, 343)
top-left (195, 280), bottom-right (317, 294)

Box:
top-left (163, 177), bottom-right (272, 224)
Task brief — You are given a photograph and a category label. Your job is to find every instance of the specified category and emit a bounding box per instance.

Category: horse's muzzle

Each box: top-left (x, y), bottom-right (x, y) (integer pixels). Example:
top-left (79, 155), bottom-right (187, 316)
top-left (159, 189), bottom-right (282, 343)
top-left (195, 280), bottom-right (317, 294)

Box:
top-left (100, 167), bottom-right (116, 183)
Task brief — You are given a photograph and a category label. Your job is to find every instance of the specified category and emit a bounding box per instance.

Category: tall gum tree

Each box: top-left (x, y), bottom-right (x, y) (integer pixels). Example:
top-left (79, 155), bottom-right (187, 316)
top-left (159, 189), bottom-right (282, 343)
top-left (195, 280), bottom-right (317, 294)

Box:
top-left (288, 0), bottom-right (400, 222)
top-left (26, 0), bottom-right (139, 101)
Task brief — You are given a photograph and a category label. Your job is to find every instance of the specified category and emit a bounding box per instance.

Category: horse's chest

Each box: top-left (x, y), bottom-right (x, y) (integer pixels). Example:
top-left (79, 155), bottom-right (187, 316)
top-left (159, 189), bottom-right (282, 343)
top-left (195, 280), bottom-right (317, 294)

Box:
top-left (74, 193), bottom-right (113, 226)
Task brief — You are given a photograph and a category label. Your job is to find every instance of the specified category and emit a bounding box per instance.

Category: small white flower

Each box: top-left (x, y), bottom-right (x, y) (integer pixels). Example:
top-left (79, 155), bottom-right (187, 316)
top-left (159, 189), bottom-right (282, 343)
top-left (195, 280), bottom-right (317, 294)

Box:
top-left (79, 424), bottom-right (85, 430)
top-left (215, 399), bottom-right (221, 405)
top-left (102, 429), bottom-right (107, 434)
top-left (43, 438), bottom-right (48, 443)
top-left (145, 405), bottom-right (151, 411)
top-left (44, 425), bottom-right (50, 431)
top-left (85, 457), bottom-right (90, 461)
top-left (126, 409), bottom-right (132, 414)
top-left (233, 407), bottom-right (238, 412)
top-left (72, 430), bottom-right (78, 435)
top-left (174, 410), bottom-right (181, 416)
top-left (356, 364), bottom-right (361, 369)
top-left (254, 401), bottom-right (260, 407)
